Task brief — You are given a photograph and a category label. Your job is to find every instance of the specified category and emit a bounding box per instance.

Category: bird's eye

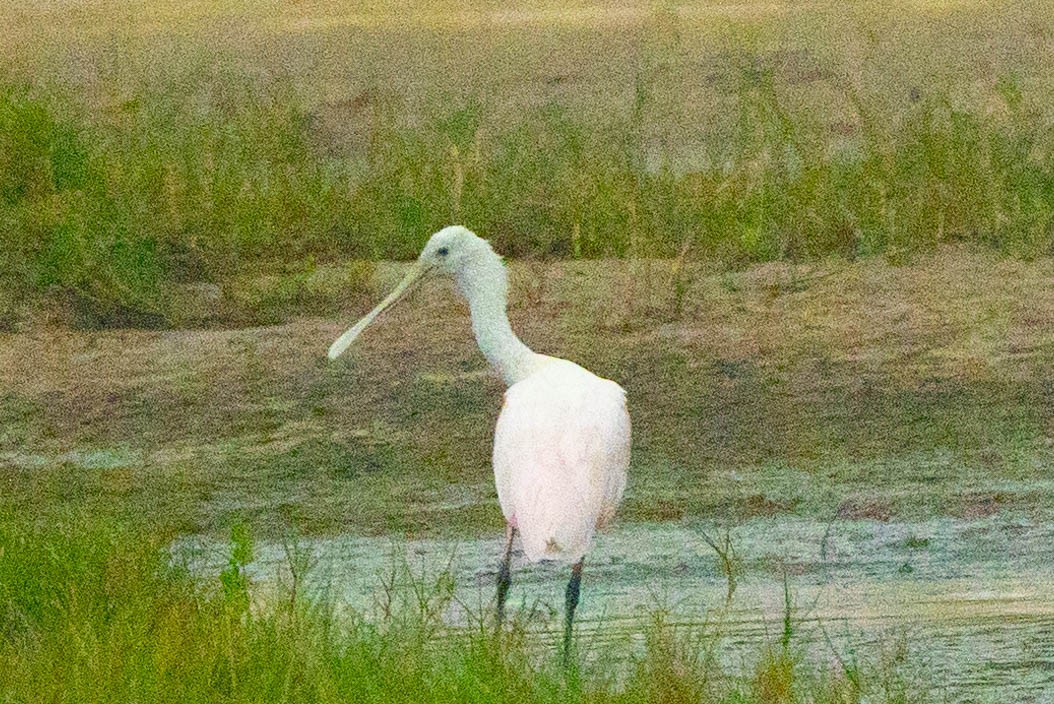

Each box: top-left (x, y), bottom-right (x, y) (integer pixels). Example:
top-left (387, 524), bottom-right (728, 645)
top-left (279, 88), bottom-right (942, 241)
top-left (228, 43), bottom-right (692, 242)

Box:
top-left (437, 247), bottom-right (449, 257)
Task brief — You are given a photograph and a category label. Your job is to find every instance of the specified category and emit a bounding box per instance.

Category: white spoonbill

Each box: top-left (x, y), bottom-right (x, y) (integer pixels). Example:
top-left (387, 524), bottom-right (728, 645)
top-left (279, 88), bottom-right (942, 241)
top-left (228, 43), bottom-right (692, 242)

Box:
top-left (327, 225), bottom-right (630, 661)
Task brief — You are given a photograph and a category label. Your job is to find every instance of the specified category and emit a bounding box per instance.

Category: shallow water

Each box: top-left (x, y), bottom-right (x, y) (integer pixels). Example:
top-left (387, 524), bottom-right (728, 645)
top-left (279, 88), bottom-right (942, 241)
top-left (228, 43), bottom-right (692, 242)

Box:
top-left (183, 515), bottom-right (1054, 702)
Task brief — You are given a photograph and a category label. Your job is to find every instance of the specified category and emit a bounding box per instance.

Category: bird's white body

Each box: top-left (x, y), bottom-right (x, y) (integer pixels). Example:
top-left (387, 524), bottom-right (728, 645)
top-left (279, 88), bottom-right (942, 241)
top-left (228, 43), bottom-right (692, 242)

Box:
top-left (494, 357), bottom-right (630, 563)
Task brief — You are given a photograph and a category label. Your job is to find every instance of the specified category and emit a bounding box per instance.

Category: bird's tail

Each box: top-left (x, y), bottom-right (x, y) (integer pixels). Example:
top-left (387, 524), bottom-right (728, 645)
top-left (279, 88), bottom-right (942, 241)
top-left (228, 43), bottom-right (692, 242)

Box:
top-left (518, 512), bottom-right (596, 564)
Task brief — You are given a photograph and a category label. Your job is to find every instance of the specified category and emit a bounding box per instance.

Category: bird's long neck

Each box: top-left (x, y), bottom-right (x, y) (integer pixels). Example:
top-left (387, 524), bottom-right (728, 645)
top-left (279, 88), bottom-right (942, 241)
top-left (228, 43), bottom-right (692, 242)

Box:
top-left (456, 251), bottom-right (539, 387)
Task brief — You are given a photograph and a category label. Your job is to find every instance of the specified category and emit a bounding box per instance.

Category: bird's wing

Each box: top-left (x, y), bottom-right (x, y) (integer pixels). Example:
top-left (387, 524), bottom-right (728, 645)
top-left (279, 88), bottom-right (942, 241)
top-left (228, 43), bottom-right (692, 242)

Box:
top-left (493, 361), bottom-right (630, 563)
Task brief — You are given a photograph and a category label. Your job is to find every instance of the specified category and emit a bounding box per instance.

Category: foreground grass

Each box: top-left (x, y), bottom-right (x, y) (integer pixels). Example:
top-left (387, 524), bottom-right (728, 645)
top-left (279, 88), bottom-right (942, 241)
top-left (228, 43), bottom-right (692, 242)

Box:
top-left (2, 1), bottom-right (1053, 326)
top-left (0, 512), bottom-right (929, 703)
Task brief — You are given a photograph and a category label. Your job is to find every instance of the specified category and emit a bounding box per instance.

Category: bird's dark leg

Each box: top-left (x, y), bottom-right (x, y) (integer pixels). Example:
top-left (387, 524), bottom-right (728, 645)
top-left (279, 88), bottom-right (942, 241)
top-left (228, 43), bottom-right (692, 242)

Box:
top-left (562, 558), bottom-right (584, 667)
top-left (496, 523), bottom-right (516, 628)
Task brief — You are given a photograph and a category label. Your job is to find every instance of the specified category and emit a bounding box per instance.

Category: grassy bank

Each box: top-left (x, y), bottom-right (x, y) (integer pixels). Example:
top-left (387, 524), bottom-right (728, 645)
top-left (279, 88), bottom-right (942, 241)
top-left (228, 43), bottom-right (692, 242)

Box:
top-left (2, 250), bottom-right (1053, 537)
top-left (0, 512), bottom-right (930, 703)
top-left (2, 1), bottom-right (1053, 327)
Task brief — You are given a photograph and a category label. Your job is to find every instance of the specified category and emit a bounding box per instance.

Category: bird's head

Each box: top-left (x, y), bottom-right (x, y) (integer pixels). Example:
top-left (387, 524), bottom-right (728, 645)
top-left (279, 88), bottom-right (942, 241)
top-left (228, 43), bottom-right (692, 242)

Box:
top-left (417, 225), bottom-right (494, 278)
top-left (327, 225), bottom-right (496, 360)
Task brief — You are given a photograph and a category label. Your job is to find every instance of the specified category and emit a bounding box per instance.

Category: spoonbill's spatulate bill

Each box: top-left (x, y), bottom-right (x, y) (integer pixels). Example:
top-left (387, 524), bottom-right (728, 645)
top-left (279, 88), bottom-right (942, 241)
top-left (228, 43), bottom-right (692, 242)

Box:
top-left (328, 226), bottom-right (630, 663)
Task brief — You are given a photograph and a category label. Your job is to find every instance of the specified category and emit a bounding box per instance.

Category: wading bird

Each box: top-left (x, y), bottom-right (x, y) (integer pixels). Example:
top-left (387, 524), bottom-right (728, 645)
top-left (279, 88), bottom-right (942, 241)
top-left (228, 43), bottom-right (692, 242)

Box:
top-left (328, 226), bottom-right (630, 662)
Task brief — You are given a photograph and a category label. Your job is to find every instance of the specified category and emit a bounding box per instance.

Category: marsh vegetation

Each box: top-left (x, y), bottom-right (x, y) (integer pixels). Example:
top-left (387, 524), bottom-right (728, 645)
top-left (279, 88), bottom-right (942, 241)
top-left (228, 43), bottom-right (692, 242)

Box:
top-left (2, 513), bottom-right (948, 703)
top-left (3, 1), bottom-right (1054, 700)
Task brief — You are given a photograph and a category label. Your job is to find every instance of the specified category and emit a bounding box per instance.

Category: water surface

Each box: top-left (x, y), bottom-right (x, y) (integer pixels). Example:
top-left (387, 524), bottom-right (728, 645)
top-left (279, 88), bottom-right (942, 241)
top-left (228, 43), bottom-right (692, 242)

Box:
top-left (184, 515), bottom-right (1054, 702)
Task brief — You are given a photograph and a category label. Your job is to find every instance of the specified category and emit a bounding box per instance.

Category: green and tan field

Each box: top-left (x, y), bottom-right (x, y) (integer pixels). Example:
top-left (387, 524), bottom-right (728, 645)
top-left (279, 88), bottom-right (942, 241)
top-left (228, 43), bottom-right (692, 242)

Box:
top-left (2, 0), bottom-right (1054, 325)
top-left (2, 1), bottom-right (1054, 702)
